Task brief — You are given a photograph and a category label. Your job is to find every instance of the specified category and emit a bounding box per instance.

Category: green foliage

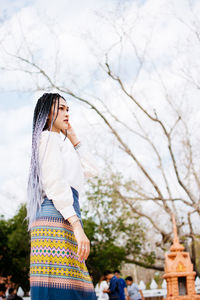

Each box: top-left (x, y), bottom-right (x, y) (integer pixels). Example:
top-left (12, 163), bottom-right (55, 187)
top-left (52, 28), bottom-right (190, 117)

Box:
top-left (0, 205), bottom-right (30, 292)
top-left (83, 172), bottom-right (156, 283)
top-left (195, 240), bottom-right (200, 275)
top-left (0, 216), bottom-right (12, 275)
top-left (83, 216), bottom-right (126, 283)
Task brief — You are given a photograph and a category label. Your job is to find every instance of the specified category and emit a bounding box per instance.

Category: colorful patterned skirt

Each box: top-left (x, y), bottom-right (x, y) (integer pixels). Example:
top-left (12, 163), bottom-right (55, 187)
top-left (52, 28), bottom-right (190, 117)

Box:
top-left (30, 187), bottom-right (97, 299)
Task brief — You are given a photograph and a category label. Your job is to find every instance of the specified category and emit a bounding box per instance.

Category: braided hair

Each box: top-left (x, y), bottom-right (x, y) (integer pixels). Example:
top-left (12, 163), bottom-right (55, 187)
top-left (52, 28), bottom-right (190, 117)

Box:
top-left (27, 92), bottom-right (66, 229)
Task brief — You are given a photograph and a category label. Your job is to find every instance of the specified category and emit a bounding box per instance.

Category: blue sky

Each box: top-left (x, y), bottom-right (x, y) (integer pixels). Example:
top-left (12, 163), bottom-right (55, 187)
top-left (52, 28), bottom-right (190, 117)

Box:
top-left (0, 91), bottom-right (33, 110)
top-left (0, 0), bottom-right (35, 112)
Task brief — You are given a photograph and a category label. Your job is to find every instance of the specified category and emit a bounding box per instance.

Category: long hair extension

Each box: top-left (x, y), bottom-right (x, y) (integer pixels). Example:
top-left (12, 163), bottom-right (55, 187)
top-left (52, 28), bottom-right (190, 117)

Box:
top-left (27, 92), bottom-right (65, 230)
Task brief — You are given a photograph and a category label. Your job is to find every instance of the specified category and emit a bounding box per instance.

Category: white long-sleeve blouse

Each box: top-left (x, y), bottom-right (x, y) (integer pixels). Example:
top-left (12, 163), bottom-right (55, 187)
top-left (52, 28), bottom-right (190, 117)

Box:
top-left (38, 130), bottom-right (97, 220)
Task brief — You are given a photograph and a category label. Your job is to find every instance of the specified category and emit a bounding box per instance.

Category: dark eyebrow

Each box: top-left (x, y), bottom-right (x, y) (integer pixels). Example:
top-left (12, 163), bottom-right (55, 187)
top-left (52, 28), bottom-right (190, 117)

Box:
top-left (59, 104), bottom-right (69, 109)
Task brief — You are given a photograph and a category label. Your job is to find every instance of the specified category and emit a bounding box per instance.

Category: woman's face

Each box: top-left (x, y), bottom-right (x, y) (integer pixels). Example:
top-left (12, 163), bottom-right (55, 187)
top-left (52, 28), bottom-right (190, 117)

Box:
top-left (47, 97), bottom-right (69, 133)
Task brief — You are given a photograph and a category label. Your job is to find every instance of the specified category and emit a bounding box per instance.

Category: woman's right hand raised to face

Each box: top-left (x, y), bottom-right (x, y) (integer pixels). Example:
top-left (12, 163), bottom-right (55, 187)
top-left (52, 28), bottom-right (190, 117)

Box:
top-left (68, 216), bottom-right (90, 261)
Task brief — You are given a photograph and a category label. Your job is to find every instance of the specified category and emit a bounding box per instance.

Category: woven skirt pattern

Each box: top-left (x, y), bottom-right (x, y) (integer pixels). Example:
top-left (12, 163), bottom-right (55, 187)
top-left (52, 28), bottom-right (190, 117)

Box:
top-left (30, 188), bottom-right (96, 300)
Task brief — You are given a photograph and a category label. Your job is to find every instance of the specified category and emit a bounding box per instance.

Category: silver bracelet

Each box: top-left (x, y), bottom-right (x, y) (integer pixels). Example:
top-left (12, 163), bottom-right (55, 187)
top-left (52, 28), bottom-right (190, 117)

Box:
top-left (74, 142), bottom-right (82, 150)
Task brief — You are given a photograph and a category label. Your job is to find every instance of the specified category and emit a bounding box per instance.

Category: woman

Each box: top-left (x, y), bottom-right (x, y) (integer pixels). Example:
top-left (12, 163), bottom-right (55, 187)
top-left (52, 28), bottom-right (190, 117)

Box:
top-left (27, 93), bottom-right (97, 299)
top-left (95, 275), bottom-right (109, 300)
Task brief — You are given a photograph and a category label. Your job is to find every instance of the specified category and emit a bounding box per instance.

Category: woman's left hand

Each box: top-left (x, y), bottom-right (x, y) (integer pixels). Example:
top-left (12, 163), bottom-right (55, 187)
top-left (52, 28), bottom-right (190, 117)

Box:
top-left (61, 122), bottom-right (80, 146)
top-left (66, 122), bottom-right (76, 136)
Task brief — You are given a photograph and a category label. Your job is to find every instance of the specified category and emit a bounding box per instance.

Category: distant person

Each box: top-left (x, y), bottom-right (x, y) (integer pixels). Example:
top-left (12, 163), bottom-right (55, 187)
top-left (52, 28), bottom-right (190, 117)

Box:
top-left (125, 277), bottom-right (144, 300)
top-left (114, 270), bottom-right (128, 300)
top-left (7, 288), bottom-right (22, 300)
top-left (95, 275), bottom-right (109, 299)
top-left (104, 270), bottom-right (120, 300)
top-left (0, 284), bottom-right (7, 300)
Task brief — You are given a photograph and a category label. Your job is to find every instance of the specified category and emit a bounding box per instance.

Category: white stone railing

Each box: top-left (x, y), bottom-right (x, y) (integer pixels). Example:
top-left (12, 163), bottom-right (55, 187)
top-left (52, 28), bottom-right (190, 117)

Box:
top-left (138, 276), bottom-right (200, 299)
top-left (17, 276), bottom-right (200, 299)
top-left (138, 279), bottom-right (167, 299)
